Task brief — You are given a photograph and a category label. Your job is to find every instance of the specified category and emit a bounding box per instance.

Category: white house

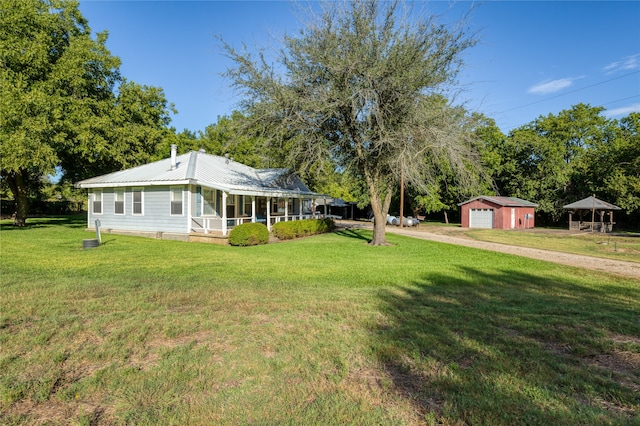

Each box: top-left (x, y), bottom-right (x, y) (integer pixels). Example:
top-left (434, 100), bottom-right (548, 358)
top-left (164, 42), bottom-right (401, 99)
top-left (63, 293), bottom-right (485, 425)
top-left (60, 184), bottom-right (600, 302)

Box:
top-left (75, 145), bottom-right (320, 239)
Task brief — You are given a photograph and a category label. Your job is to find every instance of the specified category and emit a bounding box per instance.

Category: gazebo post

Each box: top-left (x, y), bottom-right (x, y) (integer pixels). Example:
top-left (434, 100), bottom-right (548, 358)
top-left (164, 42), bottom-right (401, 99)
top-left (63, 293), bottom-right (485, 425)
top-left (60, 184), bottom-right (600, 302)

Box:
top-left (578, 210), bottom-right (583, 229)
top-left (591, 195), bottom-right (595, 232)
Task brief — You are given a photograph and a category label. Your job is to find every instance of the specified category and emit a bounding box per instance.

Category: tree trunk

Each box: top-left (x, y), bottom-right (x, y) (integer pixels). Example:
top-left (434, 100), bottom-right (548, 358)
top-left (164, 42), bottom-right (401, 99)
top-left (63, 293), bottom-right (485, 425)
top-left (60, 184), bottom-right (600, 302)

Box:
top-left (443, 210), bottom-right (449, 224)
top-left (5, 170), bottom-right (29, 226)
top-left (369, 186), bottom-right (393, 246)
top-left (371, 208), bottom-right (388, 246)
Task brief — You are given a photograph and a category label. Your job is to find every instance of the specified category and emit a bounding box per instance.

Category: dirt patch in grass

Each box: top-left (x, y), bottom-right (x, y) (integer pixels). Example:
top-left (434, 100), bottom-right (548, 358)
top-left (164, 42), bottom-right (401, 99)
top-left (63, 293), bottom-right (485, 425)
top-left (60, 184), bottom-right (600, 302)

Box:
top-left (343, 364), bottom-right (438, 425)
top-left (544, 333), bottom-right (640, 417)
top-left (8, 394), bottom-right (114, 426)
top-left (608, 331), bottom-right (640, 346)
top-left (589, 349), bottom-right (640, 403)
top-left (129, 330), bottom-right (225, 371)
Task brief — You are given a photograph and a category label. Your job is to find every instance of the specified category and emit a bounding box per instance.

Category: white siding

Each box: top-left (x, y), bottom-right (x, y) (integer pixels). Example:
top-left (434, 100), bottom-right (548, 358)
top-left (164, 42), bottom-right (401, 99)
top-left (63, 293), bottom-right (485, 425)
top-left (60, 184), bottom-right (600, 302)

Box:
top-left (86, 186), bottom-right (188, 234)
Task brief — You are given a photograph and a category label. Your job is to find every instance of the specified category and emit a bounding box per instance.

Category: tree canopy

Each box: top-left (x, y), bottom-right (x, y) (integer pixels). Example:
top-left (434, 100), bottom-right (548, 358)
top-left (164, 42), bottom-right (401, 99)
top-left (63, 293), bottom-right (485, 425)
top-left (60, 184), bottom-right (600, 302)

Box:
top-left (222, 0), bottom-right (481, 245)
top-left (479, 104), bottom-right (639, 227)
top-left (0, 0), bottom-right (175, 225)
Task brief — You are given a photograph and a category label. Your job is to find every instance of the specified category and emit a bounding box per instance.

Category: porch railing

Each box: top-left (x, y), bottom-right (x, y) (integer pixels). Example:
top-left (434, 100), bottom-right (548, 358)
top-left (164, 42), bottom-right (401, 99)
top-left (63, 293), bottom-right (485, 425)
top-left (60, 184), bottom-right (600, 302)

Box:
top-left (192, 214), bottom-right (317, 234)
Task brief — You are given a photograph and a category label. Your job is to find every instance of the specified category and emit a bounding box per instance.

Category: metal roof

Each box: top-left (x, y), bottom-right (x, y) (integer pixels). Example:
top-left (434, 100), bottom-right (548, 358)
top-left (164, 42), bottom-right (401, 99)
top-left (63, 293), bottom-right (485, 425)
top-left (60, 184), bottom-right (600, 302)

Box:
top-left (76, 151), bottom-right (318, 198)
top-left (458, 196), bottom-right (538, 208)
top-left (563, 196), bottom-right (621, 210)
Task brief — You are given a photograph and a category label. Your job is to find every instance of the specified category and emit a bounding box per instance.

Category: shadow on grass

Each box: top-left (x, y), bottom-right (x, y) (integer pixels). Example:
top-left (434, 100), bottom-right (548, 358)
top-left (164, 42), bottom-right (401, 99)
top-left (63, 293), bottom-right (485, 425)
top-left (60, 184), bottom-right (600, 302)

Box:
top-left (0, 215), bottom-right (86, 230)
top-left (334, 228), bottom-right (372, 243)
top-left (374, 266), bottom-right (640, 424)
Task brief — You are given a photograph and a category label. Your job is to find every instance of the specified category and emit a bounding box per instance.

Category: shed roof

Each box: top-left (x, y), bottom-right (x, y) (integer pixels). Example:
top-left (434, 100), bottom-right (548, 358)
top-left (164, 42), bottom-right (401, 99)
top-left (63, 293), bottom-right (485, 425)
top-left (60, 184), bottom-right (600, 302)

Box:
top-left (458, 196), bottom-right (538, 208)
top-left (75, 150), bottom-right (317, 198)
top-left (314, 197), bottom-right (356, 207)
top-left (563, 196), bottom-right (621, 210)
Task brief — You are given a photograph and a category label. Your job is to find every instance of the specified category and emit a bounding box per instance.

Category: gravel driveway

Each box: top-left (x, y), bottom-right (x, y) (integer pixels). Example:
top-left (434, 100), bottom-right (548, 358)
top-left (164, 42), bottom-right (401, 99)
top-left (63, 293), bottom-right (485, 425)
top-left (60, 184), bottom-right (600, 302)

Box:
top-left (342, 222), bottom-right (640, 280)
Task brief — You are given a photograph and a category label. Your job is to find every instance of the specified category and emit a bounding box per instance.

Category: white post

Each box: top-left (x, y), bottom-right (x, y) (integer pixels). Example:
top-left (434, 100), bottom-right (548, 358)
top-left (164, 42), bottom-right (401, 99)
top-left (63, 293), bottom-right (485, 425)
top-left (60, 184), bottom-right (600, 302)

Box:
top-left (186, 186), bottom-right (191, 233)
top-left (284, 197), bottom-right (289, 221)
top-left (266, 197), bottom-right (271, 231)
top-left (299, 197), bottom-right (303, 220)
top-left (222, 191), bottom-right (228, 235)
top-left (251, 196), bottom-right (256, 223)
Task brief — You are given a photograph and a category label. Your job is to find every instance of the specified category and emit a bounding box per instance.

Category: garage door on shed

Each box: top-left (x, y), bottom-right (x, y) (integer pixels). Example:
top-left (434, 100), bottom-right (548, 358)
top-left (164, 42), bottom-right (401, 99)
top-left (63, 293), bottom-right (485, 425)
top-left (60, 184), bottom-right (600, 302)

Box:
top-left (469, 208), bottom-right (494, 228)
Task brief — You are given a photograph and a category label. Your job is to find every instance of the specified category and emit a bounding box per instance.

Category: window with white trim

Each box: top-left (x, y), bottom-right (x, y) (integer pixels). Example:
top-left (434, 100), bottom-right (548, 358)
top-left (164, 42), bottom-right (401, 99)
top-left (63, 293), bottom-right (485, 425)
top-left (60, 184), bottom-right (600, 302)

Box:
top-left (272, 197), bottom-right (285, 214)
top-left (92, 190), bottom-right (102, 214)
top-left (226, 193), bottom-right (235, 218)
top-left (132, 188), bottom-right (143, 215)
top-left (202, 188), bottom-right (216, 216)
top-left (170, 187), bottom-right (183, 215)
top-left (114, 189), bottom-right (125, 215)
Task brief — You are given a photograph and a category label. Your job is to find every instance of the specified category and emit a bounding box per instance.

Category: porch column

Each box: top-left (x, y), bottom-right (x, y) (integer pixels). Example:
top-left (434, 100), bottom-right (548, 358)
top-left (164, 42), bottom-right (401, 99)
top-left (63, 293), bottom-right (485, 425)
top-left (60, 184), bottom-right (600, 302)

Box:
top-left (222, 191), bottom-right (228, 235)
top-left (186, 186), bottom-right (192, 234)
top-left (266, 197), bottom-right (271, 231)
top-left (299, 197), bottom-right (303, 220)
top-left (284, 197), bottom-right (289, 221)
top-left (251, 196), bottom-right (256, 222)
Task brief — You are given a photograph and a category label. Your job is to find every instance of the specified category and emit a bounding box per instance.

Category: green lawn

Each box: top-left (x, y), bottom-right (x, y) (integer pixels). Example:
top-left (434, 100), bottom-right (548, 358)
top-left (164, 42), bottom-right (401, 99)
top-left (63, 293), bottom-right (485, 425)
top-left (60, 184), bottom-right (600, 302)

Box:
top-left (1, 217), bottom-right (639, 425)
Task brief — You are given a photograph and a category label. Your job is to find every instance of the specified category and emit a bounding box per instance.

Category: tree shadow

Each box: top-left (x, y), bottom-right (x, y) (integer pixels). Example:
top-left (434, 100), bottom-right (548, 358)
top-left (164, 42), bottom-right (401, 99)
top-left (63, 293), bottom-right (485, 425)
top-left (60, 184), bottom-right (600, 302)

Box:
top-left (373, 266), bottom-right (640, 424)
top-left (0, 215), bottom-right (87, 231)
top-left (334, 228), bottom-right (372, 243)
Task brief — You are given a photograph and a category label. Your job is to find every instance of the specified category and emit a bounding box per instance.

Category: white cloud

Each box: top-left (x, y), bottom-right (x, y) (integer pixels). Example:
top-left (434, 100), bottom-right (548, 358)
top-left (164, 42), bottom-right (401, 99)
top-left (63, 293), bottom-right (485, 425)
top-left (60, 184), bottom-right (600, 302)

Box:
top-left (603, 54), bottom-right (639, 75)
top-left (528, 78), bottom-right (577, 95)
top-left (604, 103), bottom-right (640, 117)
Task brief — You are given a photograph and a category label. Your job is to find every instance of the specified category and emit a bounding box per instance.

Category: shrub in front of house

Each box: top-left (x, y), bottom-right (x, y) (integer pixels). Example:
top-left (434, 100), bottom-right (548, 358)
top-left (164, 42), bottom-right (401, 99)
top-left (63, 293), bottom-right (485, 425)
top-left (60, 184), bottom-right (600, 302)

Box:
top-left (316, 218), bottom-right (336, 233)
top-left (228, 222), bottom-right (269, 246)
top-left (272, 218), bottom-right (335, 240)
top-left (272, 221), bottom-right (297, 240)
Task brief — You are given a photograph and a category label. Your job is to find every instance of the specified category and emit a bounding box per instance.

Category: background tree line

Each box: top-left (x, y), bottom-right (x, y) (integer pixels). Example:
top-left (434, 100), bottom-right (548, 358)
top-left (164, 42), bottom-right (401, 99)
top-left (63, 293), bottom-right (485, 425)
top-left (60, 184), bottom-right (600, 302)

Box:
top-left (182, 103), bottom-right (640, 232)
top-left (2, 0), bottom-right (638, 231)
top-left (475, 104), bottom-right (639, 228)
top-left (1, 0), bottom-right (175, 225)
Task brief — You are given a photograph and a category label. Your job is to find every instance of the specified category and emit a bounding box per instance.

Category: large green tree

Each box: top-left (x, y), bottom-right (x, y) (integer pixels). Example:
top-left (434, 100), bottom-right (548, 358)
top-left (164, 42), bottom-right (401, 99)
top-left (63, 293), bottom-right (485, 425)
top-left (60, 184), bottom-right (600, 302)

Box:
top-left (582, 112), bottom-right (640, 226)
top-left (59, 80), bottom-right (176, 184)
top-left (413, 111), bottom-right (497, 223)
top-left (222, 0), bottom-right (480, 245)
top-left (1, 0), bottom-right (175, 225)
top-left (197, 112), bottom-right (268, 168)
top-left (1, 0), bottom-right (120, 225)
top-left (489, 104), bottom-right (615, 222)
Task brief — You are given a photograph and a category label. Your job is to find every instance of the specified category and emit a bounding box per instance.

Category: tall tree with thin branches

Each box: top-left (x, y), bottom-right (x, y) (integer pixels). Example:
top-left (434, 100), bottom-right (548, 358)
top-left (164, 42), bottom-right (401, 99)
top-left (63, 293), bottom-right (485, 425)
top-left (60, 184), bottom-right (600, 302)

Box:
top-left (222, 0), bottom-right (481, 245)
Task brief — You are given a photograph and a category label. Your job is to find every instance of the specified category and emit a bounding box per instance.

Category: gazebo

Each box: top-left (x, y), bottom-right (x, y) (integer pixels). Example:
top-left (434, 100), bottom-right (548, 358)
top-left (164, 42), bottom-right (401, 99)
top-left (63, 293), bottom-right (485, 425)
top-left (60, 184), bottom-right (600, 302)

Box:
top-left (563, 196), bottom-right (621, 233)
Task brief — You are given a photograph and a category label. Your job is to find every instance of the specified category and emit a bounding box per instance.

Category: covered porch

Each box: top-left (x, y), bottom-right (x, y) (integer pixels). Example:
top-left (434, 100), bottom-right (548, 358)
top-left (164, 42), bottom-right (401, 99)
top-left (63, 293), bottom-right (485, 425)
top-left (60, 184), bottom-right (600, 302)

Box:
top-left (190, 187), bottom-right (318, 235)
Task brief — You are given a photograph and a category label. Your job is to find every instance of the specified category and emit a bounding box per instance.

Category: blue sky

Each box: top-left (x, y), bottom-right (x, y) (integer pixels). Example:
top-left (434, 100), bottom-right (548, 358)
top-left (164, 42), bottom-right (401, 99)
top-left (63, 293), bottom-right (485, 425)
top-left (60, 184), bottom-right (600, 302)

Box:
top-left (78, 1), bottom-right (640, 134)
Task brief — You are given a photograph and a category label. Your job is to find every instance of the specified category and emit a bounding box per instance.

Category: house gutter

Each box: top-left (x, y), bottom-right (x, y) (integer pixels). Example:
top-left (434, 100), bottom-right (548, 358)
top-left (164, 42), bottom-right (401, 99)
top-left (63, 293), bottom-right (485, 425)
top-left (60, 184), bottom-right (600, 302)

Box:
top-left (75, 179), bottom-right (196, 189)
top-left (76, 178), bottom-right (320, 199)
